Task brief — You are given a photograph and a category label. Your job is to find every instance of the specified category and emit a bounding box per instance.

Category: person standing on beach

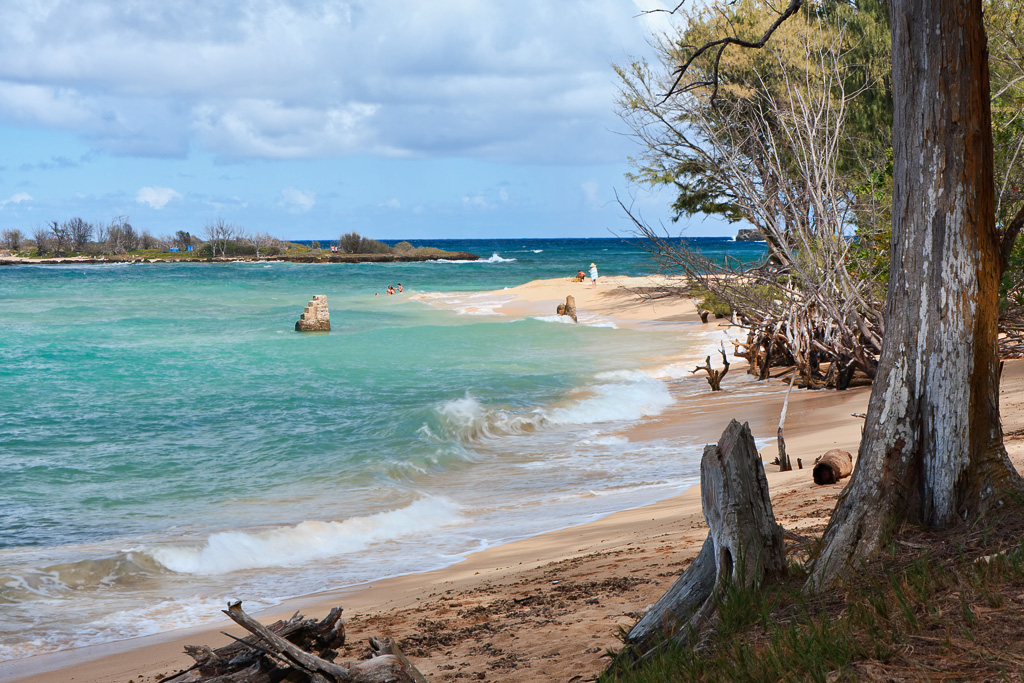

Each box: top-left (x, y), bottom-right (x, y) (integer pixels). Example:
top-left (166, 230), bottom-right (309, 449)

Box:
top-left (589, 262), bottom-right (598, 288)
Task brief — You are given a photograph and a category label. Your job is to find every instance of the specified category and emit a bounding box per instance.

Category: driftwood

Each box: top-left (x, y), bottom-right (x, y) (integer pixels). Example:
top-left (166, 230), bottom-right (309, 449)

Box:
top-left (165, 602), bottom-right (426, 683)
top-left (776, 373), bottom-right (797, 471)
top-left (812, 449), bottom-right (853, 485)
top-left (555, 294), bottom-right (578, 322)
top-left (615, 420), bottom-right (786, 664)
top-left (691, 344), bottom-right (730, 391)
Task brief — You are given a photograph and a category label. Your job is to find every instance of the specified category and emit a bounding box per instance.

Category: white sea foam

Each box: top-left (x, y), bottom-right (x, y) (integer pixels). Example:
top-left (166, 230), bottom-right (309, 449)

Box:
top-left (649, 326), bottom-right (745, 380)
top-left (134, 497), bottom-right (462, 575)
top-left (530, 314), bottom-right (578, 324)
top-left (434, 252), bottom-right (516, 264)
top-left (484, 253), bottom-right (515, 263)
top-left (413, 290), bottom-right (513, 316)
top-left (435, 396), bottom-right (545, 441)
top-left (529, 313), bottom-right (617, 328)
top-left (433, 371), bottom-right (674, 445)
top-left (560, 478), bottom-right (696, 501)
top-left (89, 595), bottom-right (258, 639)
top-left (546, 376), bottom-right (673, 425)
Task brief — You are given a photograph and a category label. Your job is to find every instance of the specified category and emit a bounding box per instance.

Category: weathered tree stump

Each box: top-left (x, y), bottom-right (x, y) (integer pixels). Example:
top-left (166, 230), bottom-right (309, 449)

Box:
top-left (555, 294), bottom-right (578, 323)
top-left (812, 449), bottom-right (853, 485)
top-left (615, 420), bottom-right (786, 664)
top-left (296, 295), bottom-right (330, 332)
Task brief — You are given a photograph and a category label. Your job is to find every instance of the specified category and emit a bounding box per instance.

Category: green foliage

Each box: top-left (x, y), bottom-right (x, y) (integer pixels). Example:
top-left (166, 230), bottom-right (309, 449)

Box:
top-left (618, 1), bottom-right (891, 230)
top-left (393, 241), bottom-right (414, 253)
top-left (692, 288), bottom-right (732, 316)
top-left (338, 231), bottom-right (394, 254)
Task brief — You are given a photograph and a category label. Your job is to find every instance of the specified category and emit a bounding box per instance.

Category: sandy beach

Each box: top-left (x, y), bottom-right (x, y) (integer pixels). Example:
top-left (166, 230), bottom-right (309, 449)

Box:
top-left (8, 274), bottom-right (1024, 683)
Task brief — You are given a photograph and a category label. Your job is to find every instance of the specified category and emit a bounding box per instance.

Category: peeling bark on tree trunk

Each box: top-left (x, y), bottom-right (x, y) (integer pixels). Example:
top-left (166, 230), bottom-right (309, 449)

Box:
top-left (809, 0), bottom-right (1023, 591)
top-left (619, 420), bottom-right (785, 662)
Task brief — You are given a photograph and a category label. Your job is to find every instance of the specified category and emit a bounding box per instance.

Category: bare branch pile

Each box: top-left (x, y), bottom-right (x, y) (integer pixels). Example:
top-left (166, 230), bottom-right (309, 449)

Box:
top-left (164, 601), bottom-right (426, 683)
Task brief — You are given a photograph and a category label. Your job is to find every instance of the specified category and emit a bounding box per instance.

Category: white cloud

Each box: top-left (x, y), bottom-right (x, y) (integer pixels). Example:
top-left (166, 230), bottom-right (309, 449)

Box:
top-left (0, 191), bottom-right (32, 208)
top-left (581, 180), bottom-right (601, 208)
top-left (379, 198), bottom-right (402, 209)
top-left (191, 100), bottom-right (381, 159)
top-left (136, 186), bottom-right (182, 209)
top-left (0, 1), bottom-right (658, 162)
top-left (279, 187), bottom-right (316, 213)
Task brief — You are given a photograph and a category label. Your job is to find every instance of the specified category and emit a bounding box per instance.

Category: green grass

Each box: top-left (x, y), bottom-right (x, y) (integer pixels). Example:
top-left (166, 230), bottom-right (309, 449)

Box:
top-left (601, 513), bottom-right (1024, 682)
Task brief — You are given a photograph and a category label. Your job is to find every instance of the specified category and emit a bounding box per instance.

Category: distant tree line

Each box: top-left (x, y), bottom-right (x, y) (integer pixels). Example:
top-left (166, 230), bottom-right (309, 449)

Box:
top-left (0, 217), bottom-right (289, 258)
top-left (0, 220), bottom-right (447, 259)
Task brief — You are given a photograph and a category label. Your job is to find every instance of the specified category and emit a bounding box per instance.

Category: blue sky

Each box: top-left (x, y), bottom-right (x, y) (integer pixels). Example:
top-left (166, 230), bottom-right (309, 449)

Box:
top-left (0, 1), bottom-right (733, 241)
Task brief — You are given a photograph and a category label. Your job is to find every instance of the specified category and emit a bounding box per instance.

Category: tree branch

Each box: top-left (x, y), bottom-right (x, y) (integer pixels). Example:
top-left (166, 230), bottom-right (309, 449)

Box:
top-left (661, 0), bottom-right (805, 103)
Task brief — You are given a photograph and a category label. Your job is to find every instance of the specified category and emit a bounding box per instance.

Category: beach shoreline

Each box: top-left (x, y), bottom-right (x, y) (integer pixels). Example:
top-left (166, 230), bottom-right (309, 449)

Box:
top-left (8, 274), bottom-right (1021, 683)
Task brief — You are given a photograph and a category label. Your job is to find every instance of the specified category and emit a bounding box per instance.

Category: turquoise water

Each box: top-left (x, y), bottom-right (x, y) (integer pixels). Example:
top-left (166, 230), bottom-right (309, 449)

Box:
top-left (0, 238), bottom-right (767, 665)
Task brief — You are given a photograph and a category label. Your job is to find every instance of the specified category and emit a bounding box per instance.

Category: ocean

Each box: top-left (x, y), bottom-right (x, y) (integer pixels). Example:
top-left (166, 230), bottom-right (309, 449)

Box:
top-left (0, 237), bottom-right (768, 666)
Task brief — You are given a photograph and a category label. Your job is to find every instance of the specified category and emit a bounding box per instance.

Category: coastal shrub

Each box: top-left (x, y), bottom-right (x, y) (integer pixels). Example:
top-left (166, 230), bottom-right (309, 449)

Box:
top-left (338, 232), bottom-right (362, 253)
top-left (691, 288), bottom-right (731, 317)
top-left (393, 240), bottom-right (414, 253)
top-left (411, 246), bottom-right (448, 256)
top-left (338, 231), bottom-right (393, 254)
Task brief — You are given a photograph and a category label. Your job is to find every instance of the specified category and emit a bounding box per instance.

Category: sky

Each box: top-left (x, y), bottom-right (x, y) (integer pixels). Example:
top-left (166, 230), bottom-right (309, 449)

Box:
top-left (0, 1), bottom-right (734, 241)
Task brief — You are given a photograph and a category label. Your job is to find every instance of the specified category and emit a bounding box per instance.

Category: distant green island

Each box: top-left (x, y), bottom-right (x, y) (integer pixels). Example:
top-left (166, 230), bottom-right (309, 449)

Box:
top-left (0, 224), bottom-right (478, 264)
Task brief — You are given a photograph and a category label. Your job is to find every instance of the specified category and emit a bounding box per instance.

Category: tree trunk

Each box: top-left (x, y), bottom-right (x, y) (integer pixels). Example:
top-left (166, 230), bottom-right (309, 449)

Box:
top-left (619, 420), bottom-right (785, 661)
top-left (809, 0), bottom-right (1023, 590)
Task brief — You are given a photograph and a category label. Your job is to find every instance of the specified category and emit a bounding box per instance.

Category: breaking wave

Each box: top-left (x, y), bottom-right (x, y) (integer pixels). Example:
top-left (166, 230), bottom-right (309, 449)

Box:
top-left (429, 372), bottom-right (673, 444)
top-left (134, 497), bottom-right (463, 575)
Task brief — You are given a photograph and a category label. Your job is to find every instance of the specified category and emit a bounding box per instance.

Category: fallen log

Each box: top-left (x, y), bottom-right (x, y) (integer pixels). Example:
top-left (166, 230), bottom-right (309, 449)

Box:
top-left (812, 449), bottom-right (853, 485)
top-left (613, 420), bottom-right (786, 666)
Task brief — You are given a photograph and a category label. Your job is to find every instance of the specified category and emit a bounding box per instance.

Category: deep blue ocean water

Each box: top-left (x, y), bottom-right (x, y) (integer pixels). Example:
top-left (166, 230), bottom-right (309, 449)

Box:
top-left (0, 237), bottom-right (767, 664)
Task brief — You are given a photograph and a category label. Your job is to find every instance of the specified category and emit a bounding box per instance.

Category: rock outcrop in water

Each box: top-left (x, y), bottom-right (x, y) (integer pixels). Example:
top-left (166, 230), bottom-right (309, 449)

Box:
top-left (735, 228), bottom-right (765, 242)
top-left (296, 295), bottom-right (330, 332)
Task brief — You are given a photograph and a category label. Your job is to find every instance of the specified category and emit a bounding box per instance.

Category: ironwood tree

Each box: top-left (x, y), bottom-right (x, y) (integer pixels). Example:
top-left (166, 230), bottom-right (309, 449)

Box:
top-left (628, 0), bottom-right (1024, 591)
top-left (202, 218), bottom-right (236, 258)
top-left (808, 0), bottom-right (1024, 588)
top-left (617, 2), bottom-right (889, 388)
